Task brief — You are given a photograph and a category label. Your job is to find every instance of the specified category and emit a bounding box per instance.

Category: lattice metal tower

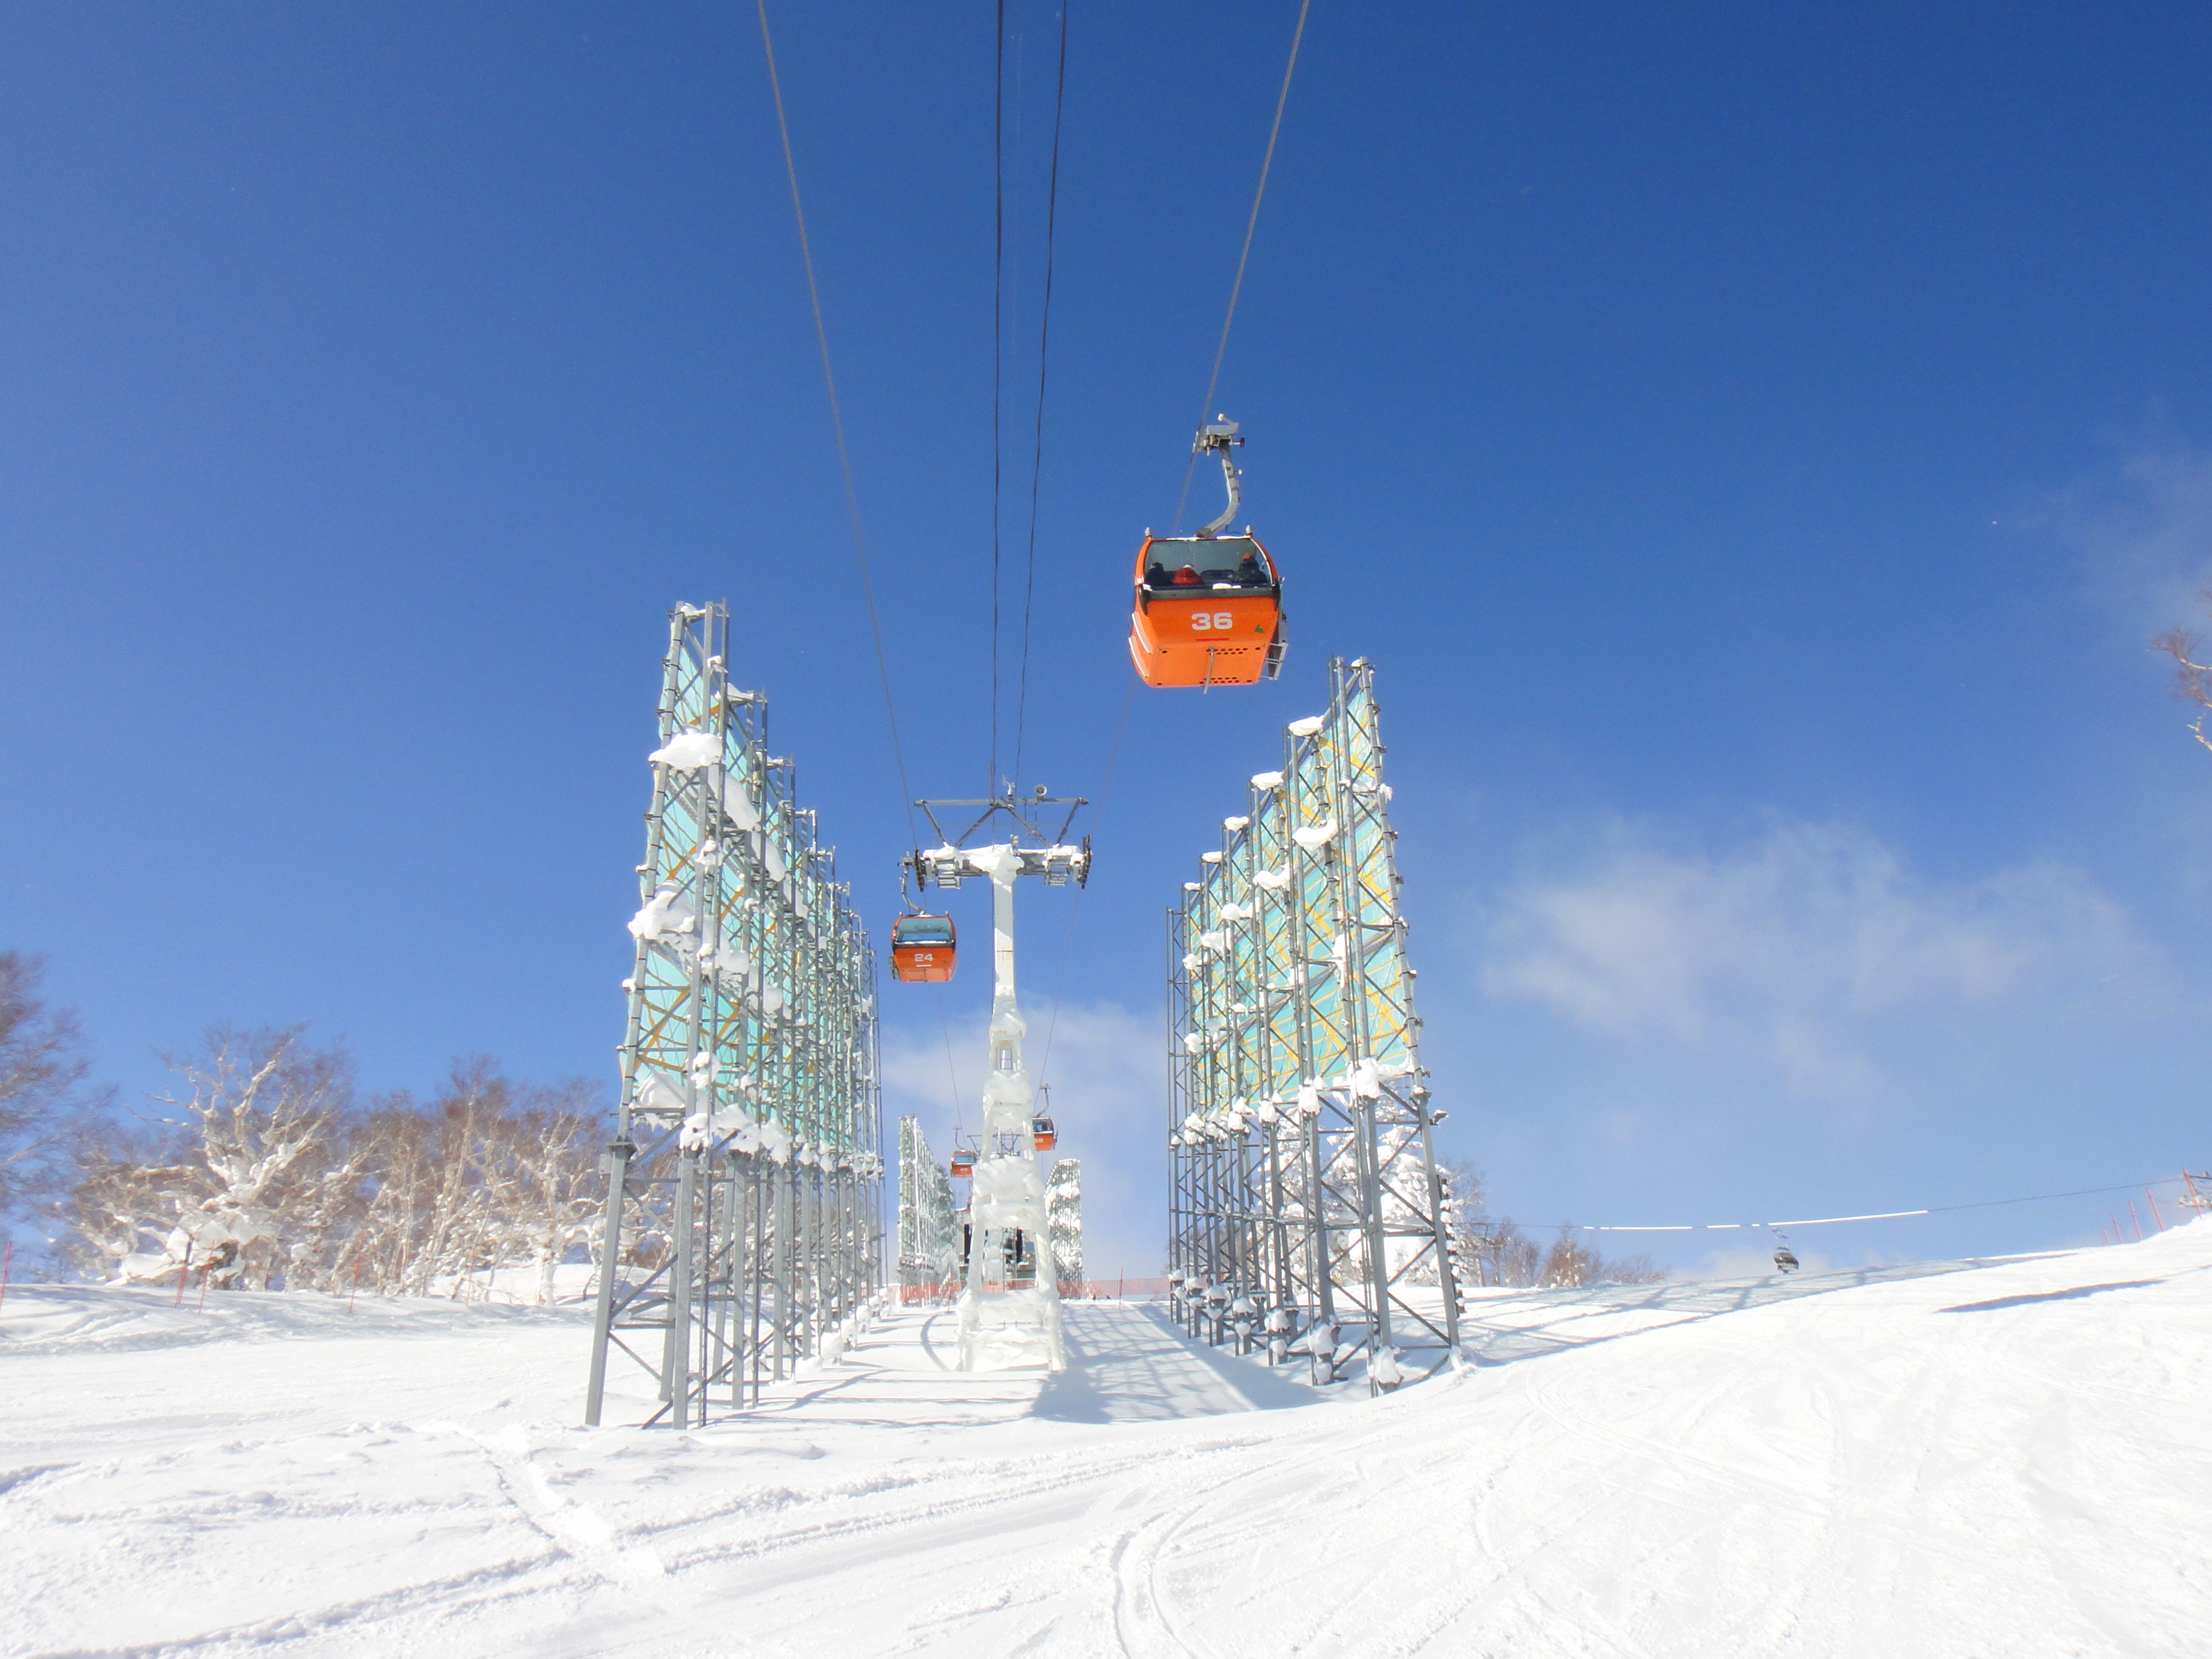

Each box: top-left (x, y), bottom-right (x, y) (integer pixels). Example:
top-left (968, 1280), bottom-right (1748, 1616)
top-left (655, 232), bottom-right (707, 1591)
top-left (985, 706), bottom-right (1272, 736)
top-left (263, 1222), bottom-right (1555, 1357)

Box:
top-left (897, 1115), bottom-right (960, 1293)
top-left (1166, 657), bottom-right (1461, 1389)
top-left (584, 603), bottom-right (885, 1427)
top-left (1046, 1158), bottom-right (1082, 1289)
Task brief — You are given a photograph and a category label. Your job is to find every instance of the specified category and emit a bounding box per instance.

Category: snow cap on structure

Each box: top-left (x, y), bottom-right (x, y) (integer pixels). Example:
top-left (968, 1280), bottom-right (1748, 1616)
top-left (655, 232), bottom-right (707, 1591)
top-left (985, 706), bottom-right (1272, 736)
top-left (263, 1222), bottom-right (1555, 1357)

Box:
top-left (1292, 820), bottom-right (1339, 853)
top-left (635, 1072), bottom-right (692, 1116)
top-left (965, 843), bottom-right (1021, 880)
top-left (1287, 716), bottom-right (1326, 737)
top-left (699, 940), bottom-right (751, 984)
top-left (720, 774), bottom-right (760, 830)
top-left (967, 1156), bottom-right (1046, 1230)
top-left (650, 729), bottom-right (722, 770)
top-left (629, 886), bottom-right (696, 942)
top-left (1251, 770), bottom-right (1283, 789)
top-left (982, 1067), bottom-right (1035, 1111)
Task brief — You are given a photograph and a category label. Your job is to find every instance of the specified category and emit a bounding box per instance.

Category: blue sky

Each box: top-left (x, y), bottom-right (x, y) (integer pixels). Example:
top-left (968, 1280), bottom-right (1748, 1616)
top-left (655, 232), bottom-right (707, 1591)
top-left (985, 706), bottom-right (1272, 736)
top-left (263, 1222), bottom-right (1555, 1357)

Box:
top-left (5, 2), bottom-right (2212, 1276)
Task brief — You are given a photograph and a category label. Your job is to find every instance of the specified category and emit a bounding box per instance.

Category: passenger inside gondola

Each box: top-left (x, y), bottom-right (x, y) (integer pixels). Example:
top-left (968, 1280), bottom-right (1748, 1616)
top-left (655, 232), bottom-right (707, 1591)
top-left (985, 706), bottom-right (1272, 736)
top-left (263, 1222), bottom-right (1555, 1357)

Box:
top-left (1141, 537), bottom-right (1276, 592)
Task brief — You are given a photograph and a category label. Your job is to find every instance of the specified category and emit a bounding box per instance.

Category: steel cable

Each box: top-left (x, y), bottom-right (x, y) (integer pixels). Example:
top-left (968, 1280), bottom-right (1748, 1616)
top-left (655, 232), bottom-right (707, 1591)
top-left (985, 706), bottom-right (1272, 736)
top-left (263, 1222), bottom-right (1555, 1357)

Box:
top-left (1037, 670), bottom-right (1138, 1085)
top-left (1010, 0), bottom-right (1070, 794)
top-left (990, 0), bottom-right (1007, 796)
top-left (756, 0), bottom-right (921, 850)
top-left (1171, 0), bottom-right (1313, 532)
top-left (1578, 1175), bottom-right (2204, 1234)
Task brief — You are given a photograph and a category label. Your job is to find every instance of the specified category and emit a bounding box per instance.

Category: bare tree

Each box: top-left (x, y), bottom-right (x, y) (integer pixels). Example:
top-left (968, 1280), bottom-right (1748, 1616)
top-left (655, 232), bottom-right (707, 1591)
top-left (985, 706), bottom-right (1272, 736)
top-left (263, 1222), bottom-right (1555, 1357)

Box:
top-left (0, 952), bottom-right (104, 1214)
top-left (1540, 1225), bottom-right (1603, 1288)
top-left (337, 1062), bottom-right (605, 1302)
top-left (1437, 1158), bottom-right (1496, 1284)
top-left (2153, 600), bottom-right (2212, 752)
top-left (479, 1076), bottom-right (608, 1304)
top-left (1540, 1222), bottom-right (1666, 1288)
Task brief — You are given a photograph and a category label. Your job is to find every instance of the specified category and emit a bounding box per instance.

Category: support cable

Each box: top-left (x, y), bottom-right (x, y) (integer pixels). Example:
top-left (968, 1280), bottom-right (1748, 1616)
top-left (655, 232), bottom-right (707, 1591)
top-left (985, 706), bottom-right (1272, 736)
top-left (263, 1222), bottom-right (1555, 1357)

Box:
top-left (1037, 671), bottom-right (1138, 1084)
top-left (990, 0), bottom-right (1007, 795)
top-left (756, 0), bottom-right (920, 849)
top-left (1010, 0), bottom-right (1070, 792)
top-left (1171, 0), bottom-right (1313, 532)
top-left (934, 984), bottom-right (965, 1127)
top-left (1577, 1175), bottom-right (2201, 1234)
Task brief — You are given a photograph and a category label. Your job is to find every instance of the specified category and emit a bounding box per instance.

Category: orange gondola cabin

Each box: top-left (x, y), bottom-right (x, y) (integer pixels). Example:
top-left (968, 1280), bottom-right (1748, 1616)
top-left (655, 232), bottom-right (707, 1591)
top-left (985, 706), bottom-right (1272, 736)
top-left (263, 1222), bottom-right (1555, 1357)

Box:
top-left (889, 913), bottom-right (956, 983)
top-left (1127, 416), bottom-right (1285, 688)
top-left (1127, 531), bottom-right (1286, 688)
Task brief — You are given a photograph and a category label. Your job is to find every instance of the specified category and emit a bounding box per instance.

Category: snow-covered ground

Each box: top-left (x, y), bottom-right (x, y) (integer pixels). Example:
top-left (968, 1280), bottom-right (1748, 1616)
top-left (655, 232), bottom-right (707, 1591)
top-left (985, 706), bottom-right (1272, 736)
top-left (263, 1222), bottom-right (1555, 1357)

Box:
top-left (4, 1222), bottom-right (2209, 1657)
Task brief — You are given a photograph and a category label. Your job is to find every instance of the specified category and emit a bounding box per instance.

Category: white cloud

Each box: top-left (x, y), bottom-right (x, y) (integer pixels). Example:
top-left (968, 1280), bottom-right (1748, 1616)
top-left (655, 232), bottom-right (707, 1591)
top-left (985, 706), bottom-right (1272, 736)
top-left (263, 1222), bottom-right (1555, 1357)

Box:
top-left (1481, 818), bottom-right (2159, 1101)
top-left (880, 1000), bottom-right (1167, 1278)
top-left (2042, 445), bottom-right (2212, 632)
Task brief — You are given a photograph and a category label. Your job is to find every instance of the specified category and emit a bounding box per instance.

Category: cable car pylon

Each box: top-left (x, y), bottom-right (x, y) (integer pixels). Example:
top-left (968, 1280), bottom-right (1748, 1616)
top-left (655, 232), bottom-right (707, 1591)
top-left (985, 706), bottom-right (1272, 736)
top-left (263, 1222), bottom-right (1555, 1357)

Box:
top-left (1129, 417), bottom-right (1287, 689)
top-left (903, 788), bottom-right (1090, 1370)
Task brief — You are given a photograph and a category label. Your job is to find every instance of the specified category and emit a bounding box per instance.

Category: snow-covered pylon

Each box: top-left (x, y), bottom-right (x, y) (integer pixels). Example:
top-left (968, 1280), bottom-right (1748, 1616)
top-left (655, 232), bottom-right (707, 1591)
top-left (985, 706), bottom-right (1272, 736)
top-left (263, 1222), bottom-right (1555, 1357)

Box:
top-left (902, 792), bottom-right (1090, 1372)
top-left (954, 843), bottom-right (1064, 1370)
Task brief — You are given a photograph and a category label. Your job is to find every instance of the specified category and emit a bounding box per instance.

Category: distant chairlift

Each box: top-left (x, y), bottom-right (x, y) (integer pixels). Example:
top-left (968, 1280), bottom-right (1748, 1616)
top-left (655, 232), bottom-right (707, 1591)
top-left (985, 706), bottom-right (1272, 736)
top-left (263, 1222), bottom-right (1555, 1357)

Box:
top-left (1772, 1233), bottom-right (1800, 1274)
top-left (1128, 417), bottom-right (1287, 689)
top-left (890, 913), bottom-right (957, 983)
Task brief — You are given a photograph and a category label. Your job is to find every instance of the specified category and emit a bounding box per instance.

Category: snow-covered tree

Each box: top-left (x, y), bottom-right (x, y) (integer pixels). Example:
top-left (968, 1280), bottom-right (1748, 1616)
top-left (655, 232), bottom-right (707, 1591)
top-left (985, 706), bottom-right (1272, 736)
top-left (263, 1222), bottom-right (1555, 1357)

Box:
top-left (64, 1027), bottom-right (357, 1288)
top-left (61, 1036), bottom-right (606, 1300)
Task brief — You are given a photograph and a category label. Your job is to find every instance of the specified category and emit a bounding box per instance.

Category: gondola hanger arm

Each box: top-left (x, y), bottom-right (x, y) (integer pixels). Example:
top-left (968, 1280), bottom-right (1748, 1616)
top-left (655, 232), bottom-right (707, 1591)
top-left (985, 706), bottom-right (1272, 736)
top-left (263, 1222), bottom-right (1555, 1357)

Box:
top-left (1193, 417), bottom-right (1244, 539)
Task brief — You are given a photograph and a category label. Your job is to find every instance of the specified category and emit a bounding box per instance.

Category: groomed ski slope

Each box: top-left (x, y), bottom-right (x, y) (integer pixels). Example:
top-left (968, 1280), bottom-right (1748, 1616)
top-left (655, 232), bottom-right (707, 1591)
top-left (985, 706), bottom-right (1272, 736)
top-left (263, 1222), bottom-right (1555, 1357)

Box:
top-left (3, 1222), bottom-right (2208, 1658)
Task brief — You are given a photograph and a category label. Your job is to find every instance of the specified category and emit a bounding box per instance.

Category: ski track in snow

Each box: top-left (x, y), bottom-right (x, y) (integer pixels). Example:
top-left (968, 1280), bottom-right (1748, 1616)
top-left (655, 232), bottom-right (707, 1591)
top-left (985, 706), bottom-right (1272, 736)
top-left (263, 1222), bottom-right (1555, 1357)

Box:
top-left (4, 1227), bottom-right (2210, 1657)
